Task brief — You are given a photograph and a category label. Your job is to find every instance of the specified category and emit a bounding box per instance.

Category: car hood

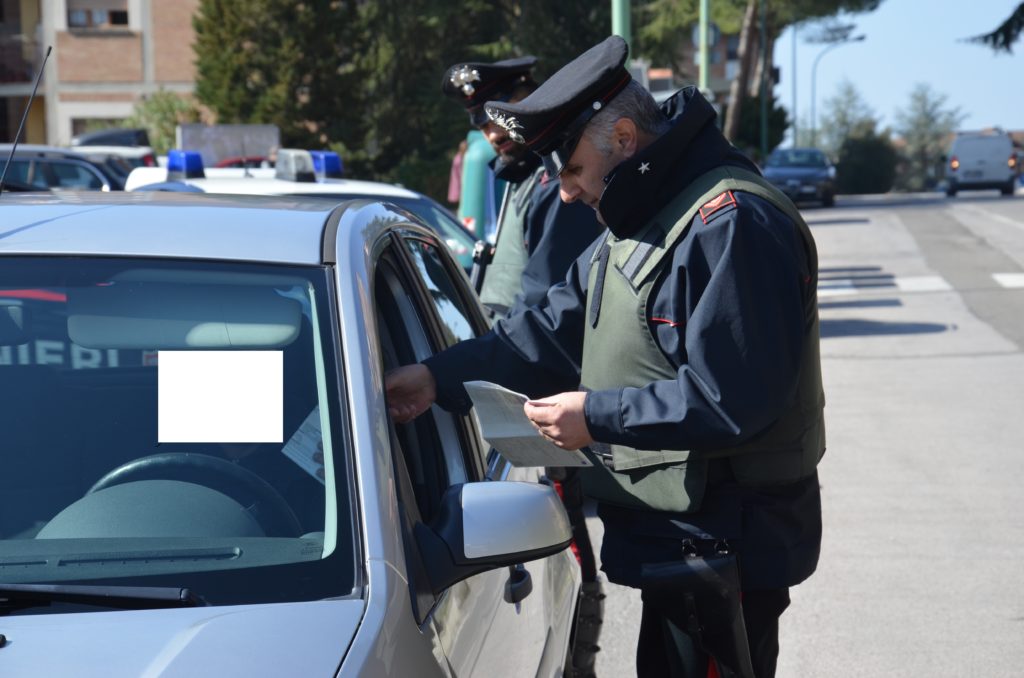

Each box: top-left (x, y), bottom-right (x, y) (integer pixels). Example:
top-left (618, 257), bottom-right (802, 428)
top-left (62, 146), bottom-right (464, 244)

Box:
top-left (763, 166), bottom-right (827, 180)
top-left (0, 599), bottom-right (364, 677)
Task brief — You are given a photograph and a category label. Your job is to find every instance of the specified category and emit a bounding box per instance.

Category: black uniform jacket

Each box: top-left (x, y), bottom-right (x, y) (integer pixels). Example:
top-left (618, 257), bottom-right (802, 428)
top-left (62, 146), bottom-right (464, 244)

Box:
top-left (492, 154), bottom-right (603, 315)
top-left (426, 88), bottom-right (821, 591)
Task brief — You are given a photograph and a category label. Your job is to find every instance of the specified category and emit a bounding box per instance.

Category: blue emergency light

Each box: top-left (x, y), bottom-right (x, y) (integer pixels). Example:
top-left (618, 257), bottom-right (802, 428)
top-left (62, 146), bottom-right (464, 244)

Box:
top-left (310, 151), bottom-right (344, 180)
top-left (166, 150), bottom-right (205, 180)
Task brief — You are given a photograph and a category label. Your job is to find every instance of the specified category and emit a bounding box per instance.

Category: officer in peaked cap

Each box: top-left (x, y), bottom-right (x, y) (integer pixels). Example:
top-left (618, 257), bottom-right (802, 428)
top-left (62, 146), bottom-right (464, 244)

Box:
top-left (442, 56), bottom-right (605, 677)
top-left (395, 35), bottom-right (825, 678)
top-left (441, 57), bottom-right (603, 317)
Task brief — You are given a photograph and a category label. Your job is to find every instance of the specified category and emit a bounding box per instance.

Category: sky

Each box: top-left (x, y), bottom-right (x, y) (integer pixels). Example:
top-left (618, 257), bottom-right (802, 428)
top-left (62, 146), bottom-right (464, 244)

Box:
top-left (771, 0), bottom-right (1024, 139)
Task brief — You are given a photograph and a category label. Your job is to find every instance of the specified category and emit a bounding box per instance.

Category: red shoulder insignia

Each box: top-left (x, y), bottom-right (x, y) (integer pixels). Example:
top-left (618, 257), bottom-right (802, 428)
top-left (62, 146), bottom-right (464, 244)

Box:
top-left (699, 190), bottom-right (737, 223)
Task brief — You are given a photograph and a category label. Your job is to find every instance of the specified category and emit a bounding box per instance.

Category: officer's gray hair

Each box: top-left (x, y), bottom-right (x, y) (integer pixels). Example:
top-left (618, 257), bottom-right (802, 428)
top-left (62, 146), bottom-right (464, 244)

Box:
top-left (583, 80), bottom-right (669, 156)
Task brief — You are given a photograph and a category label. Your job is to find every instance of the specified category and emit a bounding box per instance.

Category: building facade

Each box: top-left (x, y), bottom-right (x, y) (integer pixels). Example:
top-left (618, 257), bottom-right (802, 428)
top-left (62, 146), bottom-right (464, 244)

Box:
top-left (0, 0), bottom-right (198, 145)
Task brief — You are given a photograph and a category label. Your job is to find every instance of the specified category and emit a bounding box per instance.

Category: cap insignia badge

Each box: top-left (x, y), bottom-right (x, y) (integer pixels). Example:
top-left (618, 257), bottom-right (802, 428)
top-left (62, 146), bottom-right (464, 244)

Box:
top-left (451, 66), bottom-right (481, 97)
top-left (486, 110), bottom-right (525, 143)
top-left (638, 162), bottom-right (651, 174)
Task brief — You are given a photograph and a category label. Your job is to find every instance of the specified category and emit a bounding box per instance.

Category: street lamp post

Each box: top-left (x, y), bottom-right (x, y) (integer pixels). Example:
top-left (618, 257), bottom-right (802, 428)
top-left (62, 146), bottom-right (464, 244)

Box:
top-left (810, 34), bottom-right (865, 146)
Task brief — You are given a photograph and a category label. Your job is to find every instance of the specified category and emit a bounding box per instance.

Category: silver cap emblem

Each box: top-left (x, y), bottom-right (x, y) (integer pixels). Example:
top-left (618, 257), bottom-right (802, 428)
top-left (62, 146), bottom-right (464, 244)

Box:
top-left (450, 65), bottom-right (481, 97)
top-left (486, 109), bottom-right (525, 143)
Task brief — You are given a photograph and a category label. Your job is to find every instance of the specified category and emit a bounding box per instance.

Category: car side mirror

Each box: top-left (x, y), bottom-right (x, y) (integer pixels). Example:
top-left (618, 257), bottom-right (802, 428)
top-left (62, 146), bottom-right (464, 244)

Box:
top-left (414, 481), bottom-right (572, 595)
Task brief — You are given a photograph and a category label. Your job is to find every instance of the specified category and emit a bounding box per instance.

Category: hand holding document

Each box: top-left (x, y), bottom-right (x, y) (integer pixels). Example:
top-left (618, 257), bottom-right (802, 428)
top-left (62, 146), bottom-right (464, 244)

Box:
top-left (464, 381), bottom-right (592, 468)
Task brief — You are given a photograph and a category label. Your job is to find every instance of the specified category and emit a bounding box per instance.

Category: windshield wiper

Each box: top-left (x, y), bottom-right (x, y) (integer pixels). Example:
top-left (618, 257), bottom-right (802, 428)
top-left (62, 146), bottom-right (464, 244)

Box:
top-left (0, 583), bottom-right (207, 615)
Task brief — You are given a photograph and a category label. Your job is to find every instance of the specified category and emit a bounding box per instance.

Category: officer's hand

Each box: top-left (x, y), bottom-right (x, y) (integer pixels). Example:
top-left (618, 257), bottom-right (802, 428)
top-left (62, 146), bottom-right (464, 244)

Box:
top-left (385, 364), bottom-right (437, 423)
top-left (524, 392), bottom-right (593, 450)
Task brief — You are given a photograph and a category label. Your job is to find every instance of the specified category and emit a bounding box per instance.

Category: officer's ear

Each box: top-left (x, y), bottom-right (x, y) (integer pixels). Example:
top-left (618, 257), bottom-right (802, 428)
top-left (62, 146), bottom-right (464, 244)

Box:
top-left (611, 118), bottom-right (640, 159)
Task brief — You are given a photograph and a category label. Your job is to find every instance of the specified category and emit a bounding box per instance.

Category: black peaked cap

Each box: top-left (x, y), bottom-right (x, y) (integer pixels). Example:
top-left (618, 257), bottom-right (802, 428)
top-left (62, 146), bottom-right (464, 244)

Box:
top-left (441, 56), bottom-right (538, 111)
top-left (483, 36), bottom-right (631, 170)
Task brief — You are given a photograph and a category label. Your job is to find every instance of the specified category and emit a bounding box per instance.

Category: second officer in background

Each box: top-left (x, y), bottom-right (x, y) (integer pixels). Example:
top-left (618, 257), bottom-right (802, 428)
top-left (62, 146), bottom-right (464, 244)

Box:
top-left (442, 57), bottom-right (604, 316)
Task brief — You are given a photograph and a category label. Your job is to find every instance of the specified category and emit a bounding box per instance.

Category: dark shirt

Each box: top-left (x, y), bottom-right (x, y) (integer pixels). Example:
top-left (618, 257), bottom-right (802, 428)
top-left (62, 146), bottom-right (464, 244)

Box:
top-left (426, 88), bottom-right (821, 590)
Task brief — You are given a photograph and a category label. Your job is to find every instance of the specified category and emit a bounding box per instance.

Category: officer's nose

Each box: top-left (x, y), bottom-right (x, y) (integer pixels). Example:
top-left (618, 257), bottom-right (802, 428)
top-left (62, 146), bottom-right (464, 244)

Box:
top-left (559, 176), bottom-right (580, 204)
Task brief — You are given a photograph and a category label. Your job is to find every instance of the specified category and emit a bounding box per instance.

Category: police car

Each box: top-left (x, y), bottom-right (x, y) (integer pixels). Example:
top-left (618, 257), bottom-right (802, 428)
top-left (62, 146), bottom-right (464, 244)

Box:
top-left (125, 149), bottom-right (475, 270)
top-left (0, 191), bottom-right (581, 677)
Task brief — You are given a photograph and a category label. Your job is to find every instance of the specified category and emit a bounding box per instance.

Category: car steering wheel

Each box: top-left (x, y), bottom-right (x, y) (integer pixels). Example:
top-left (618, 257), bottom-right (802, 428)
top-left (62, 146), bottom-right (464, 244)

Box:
top-left (88, 452), bottom-right (303, 537)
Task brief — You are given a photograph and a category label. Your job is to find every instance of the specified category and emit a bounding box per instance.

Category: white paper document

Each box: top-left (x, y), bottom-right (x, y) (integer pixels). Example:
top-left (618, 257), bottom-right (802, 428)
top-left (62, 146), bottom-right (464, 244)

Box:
top-left (463, 381), bottom-right (592, 468)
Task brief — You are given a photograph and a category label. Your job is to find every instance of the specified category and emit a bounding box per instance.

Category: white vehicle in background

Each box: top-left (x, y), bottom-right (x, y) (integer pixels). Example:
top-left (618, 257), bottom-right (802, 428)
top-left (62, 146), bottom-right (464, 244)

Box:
top-left (945, 129), bottom-right (1020, 197)
top-left (125, 149), bottom-right (475, 270)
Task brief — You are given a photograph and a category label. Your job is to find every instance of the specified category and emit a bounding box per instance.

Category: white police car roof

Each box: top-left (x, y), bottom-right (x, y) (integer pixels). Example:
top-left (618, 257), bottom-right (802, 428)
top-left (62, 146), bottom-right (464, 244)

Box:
top-left (0, 191), bottom-right (341, 264)
top-left (124, 166), bottom-right (422, 200)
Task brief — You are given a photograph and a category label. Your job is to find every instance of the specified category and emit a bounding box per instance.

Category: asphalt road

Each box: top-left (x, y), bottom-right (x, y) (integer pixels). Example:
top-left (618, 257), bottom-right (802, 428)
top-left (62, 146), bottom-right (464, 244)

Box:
top-left (588, 189), bottom-right (1024, 677)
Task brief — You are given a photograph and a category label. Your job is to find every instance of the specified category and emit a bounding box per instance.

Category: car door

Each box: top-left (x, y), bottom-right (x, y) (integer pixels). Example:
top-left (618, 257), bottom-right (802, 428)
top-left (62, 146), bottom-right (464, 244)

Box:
top-left (373, 230), bottom-right (557, 678)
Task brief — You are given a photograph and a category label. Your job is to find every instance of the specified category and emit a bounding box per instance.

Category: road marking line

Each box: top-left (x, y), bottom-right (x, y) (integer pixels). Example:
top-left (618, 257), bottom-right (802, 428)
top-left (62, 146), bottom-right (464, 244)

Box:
top-left (894, 276), bottom-right (952, 293)
top-left (992, 273), bottom-right (1024, 288)
top-left (817, 279), bottom-right (857, 297)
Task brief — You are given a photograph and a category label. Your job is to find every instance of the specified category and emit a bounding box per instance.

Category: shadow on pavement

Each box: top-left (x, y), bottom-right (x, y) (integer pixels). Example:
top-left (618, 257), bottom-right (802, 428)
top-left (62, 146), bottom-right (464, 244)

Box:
top-left (819, 298), bottom-right (903, 310)
top-left (820, 318), bottom-right (951, 338)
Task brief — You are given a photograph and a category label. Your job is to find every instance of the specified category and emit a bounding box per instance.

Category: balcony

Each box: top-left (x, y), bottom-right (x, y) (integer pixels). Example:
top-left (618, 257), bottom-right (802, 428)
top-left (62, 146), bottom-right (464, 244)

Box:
top-left (0, 34), bottom-right (39, 85)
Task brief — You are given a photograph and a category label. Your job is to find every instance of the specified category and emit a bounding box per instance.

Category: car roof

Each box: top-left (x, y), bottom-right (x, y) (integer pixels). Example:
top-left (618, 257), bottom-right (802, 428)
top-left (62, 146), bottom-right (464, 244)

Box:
top-left (125, 167), bottom-right (422, 200)
top-left (0, 191), bottom-right (342, 264)
top-left (71, 145), bottom-right (155, 157)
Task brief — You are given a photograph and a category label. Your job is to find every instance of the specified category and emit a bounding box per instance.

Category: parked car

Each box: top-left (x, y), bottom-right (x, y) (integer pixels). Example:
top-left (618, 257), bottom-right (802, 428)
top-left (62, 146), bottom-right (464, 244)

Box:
top-left (762, 147), bottom-right (836, 207)
top-left (944, 129), bottom-right (1020, 197)
top-left (71, 127), bottom-right (151, 148)
top-left (0, 191), bottom-right (581, 676)
top-left (0, 144), bottom-right (126, 191)
top-left (126, 150), bottom-right (475, 270)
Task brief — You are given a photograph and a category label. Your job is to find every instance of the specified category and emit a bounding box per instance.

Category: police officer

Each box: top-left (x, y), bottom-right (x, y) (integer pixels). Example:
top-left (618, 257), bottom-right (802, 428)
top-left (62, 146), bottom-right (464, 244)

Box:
top-left (392, 36), bottom-right (824, 678)
top-left (443, 55), bottom-right (606, 677)
top-left (441, 57), bottom-right (603, 316)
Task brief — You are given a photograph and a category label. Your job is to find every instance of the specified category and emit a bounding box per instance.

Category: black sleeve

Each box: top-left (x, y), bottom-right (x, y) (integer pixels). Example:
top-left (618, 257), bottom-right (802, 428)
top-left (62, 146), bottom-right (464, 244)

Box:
top-left (584, 195), bottom-right (813, 451)
top-left (423, 236), bottom-right (602, 414)
top-left (510, 176), bottom-right (604, 314)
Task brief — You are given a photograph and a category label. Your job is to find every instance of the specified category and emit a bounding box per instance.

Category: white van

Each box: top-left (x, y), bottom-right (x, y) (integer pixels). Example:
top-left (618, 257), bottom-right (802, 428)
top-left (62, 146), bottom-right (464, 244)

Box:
top-left (945, 130), bottom-right (1020, 197)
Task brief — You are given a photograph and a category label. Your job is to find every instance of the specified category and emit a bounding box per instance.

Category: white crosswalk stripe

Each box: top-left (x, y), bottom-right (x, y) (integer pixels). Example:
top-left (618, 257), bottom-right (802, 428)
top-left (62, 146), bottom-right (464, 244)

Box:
top-left (818, 274), bottom-right (953, 297)
top-left (992, 273), bottom-right (1024, 288)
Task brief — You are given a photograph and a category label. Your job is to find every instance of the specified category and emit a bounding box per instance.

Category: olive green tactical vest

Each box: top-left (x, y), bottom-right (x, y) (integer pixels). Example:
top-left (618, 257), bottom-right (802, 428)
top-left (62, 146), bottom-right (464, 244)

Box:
top-left (479, 167), bottom-right (542, 312)
top-left (578, 166), bottom-right (826, 513)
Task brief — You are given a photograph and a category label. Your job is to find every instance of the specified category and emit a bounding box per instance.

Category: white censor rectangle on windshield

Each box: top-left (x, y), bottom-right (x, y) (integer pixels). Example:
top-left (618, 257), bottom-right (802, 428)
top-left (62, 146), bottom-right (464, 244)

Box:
top-left (158, 350), bottom-right (283, 443)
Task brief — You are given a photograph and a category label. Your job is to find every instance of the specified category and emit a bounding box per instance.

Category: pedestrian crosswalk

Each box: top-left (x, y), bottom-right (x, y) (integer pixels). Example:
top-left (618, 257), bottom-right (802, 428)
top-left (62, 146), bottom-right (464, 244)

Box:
top-left (818, 272), bottom-right (1024, 297)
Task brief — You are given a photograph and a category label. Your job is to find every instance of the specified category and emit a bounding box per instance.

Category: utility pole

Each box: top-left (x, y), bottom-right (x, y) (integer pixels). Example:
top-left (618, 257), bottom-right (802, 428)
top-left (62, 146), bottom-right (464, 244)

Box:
top-left (759, 0), bottom-right (768, 161)
top-left (699, 0), bottom-right (709, 92)
top-left (792, 23), bottom-right (798, 147)
top-left (612, 0), bottom-right (631, 52)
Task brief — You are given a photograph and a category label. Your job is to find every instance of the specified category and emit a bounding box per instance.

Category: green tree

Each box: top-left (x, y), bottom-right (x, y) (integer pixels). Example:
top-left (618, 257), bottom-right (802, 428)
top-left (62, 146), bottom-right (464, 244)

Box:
top-left (724, 92), bottom-right (789, 163)
top-left (893, 83), bottom-right (965, 192)
top-left (815, 79), bottom-right (875, 157)
top-left (122, 89), bottom-right (205, 155)
top-left (969, 2), bottom-right (1024, 52)
top-left (836, 124), bottom-right (898, 194)
top-left (192, 0), bottom-right (367, 150)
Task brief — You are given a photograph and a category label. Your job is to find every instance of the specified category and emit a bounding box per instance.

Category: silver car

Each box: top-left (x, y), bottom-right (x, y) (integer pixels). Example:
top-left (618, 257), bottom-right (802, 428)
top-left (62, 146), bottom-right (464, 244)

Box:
top-left (0, 192), bottom-right (581, 676)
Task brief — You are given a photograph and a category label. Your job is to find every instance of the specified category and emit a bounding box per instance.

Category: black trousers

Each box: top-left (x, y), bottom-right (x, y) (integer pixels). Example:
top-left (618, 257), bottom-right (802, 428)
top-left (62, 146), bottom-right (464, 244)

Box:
top-left (636, 588), bottom-right (791, 678)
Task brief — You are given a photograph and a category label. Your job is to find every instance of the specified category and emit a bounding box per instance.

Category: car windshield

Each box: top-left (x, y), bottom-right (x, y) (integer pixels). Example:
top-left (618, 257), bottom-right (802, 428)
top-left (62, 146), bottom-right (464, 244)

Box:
top-left (0, 257), bottom-right (355, 612)
top-left (766, 149), bottom-right (828, 168)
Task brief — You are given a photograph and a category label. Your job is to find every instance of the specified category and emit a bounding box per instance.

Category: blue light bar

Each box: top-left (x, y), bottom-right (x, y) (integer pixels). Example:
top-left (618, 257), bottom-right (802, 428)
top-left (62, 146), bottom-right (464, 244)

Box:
top-left (166, 150), bottom-right (205, 179)
top-left (310, 151), bottom-right (344, 180)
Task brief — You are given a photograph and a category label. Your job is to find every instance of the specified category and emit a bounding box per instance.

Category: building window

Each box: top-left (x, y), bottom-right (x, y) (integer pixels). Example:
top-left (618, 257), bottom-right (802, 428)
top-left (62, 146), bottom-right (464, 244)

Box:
top-left (66, 0), bottom-right (129, 30)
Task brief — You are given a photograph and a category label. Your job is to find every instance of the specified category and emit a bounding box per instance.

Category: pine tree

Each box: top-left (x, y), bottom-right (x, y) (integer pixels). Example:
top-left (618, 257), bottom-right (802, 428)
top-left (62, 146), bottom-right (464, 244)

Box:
top-left (893, 84), bottom-right (964, 192)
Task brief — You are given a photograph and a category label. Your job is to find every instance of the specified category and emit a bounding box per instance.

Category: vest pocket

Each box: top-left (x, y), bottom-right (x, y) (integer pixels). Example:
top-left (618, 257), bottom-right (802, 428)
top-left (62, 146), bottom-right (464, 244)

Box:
top-left (580, 446), bottom-right (707, 513)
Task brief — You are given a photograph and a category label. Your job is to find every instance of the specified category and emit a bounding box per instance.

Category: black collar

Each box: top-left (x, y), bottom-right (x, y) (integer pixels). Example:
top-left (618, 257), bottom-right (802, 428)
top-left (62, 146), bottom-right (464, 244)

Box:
top-left (597, 87), bottom-right (729, 238)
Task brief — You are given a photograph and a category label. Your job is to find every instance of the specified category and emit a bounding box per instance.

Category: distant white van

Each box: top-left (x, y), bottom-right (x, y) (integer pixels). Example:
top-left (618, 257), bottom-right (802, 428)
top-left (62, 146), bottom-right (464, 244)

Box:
top-left (945, 129), bottom-right (1020, 197)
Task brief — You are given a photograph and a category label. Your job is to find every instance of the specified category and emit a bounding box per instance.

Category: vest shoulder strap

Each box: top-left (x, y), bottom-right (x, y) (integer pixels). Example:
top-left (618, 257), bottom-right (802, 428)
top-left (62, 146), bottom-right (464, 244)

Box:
top-left (621, 166), bottom-right (808, 287)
